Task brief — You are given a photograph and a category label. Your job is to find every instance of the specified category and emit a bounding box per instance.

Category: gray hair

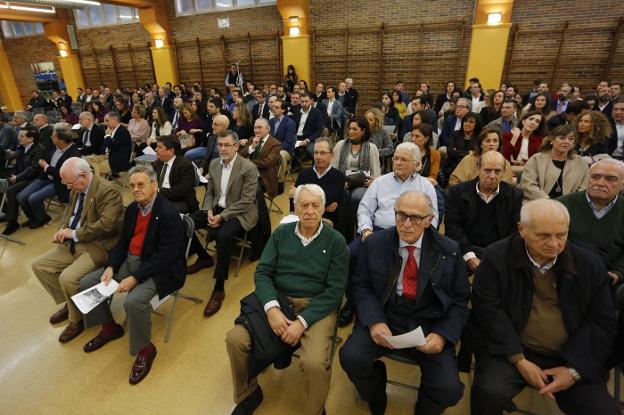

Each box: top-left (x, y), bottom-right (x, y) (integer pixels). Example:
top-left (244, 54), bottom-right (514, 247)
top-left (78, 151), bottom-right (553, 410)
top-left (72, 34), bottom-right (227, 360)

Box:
top-left (106, 111), bottom-right (121, 123)
top-left (60, 157), bottom-right (92, 177)
top-left (79, 111), bottom-right (94, 122)
top-left (457, 97), bottom-right (472, 110)
top-left (395, 142), bottom-right (422, 162)
top-left (14, 112), bottom-right (27, 121)
top-left (590, 158), bottom-right (624, 177)
top-left (33, 114), bottom-right (49, 123)
top-left (254, 117), bottom-right (270, 129)
top-left (520, 199), bottom-right (570, 226)
top-left (394, 191), bottom-right (434, 215)
top-left (129, 164), bottom-right (158, 182)
top-left (314, 137), bottom-right (334, 152)
top-left (53, 122), bottom-right (76, 143)
top-left (294, 184), bottom-right (326, 207)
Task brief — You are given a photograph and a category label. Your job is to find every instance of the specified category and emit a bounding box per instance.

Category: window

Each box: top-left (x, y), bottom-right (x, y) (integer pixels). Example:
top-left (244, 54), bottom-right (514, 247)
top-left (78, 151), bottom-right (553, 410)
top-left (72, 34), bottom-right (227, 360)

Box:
top-left (1, 21), bottom-right (44, 38)
top-left (73, 5), bottom-right (140, 28)
top-left (175, 0), bottom-right (274, 16)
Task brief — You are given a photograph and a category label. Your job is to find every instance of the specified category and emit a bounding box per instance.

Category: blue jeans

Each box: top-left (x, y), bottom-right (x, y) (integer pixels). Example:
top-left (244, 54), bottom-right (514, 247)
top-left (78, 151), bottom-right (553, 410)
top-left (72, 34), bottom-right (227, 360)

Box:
top-left (17, 178), bottom-right (55, 223)
top-left (185, 146), bottom-right (208, 161)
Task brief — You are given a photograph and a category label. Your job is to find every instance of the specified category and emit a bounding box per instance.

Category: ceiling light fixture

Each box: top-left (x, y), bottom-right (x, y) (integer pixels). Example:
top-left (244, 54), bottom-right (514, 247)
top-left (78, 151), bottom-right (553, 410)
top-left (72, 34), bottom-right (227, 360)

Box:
top-left (487, 12), bottom-right (502, 25)
top-left (9, 4), bottom-right (56, 13)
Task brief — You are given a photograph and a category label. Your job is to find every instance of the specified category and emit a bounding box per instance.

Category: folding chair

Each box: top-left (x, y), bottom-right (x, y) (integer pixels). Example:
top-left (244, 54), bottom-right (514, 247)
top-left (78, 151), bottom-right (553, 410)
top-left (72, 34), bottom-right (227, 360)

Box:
top-left (204, 229), bottom-right (250, 278)
top-left (265, 193), bottom-right (284, 215)
top-left (45, 196), bottom-right (67, 214)
top-left (151, 214), bottom-right (203, 343)
top-left (0, 179), bottom-right (7, 221)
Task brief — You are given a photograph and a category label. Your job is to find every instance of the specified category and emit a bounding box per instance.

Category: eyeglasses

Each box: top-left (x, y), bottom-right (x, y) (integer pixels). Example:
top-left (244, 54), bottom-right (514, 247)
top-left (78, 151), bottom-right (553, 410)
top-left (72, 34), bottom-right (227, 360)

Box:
top-left (313, 151), bottom-right (331, 156)
top-left (456, 105), bottom-right (469, 109)
top-left (395, 210), bottom-right (430, 225)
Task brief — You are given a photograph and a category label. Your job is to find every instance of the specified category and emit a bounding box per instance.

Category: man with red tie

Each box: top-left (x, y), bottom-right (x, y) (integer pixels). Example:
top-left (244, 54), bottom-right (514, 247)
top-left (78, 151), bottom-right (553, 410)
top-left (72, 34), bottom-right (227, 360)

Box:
top-left (339, 191), bottom-right (470, 415)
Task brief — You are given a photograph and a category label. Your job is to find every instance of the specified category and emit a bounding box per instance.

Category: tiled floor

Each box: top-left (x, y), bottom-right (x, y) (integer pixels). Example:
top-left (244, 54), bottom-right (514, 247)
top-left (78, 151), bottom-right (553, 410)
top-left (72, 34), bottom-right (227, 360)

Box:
top-left (0, 187), bottom-right (619, 414)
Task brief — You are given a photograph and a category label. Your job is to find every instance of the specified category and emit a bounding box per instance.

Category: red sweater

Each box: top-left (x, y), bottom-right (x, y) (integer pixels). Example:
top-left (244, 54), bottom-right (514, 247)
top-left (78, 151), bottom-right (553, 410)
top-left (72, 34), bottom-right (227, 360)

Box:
top-left (129, 210), bottom-right (152, 256)
top-left (502, 132), bottom-right (544, 162)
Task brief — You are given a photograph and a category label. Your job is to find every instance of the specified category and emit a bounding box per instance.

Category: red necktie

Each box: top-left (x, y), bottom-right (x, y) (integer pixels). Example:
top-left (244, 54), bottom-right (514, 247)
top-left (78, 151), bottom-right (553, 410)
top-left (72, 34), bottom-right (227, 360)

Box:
top-left (403, 246), bottom-right (419, 300)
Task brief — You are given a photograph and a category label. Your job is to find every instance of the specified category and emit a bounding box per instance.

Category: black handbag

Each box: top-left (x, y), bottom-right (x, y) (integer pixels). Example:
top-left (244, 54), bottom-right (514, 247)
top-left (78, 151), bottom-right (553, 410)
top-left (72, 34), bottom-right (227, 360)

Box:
top-left (345, 171), bottom-right (367, 190)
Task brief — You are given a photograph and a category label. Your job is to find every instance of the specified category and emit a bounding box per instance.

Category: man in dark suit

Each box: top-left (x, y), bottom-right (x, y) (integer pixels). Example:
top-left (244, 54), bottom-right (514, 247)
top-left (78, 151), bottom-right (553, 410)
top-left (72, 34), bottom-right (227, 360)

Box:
top-left (78, 165), bottom-right (186, 385)
top-left (1, 129), bottom-right (46, 235)
top-left (288, 91), bottom-right (301, 115)
top-left (187, 130), bottom-right (259, 317)
top-left (76, 88), bottom-right (87, 110)
top-left (252, 90), bottom-right (270, 122)
top-left (546, 99), bottom-right (588, 131)
top-left (76, 111), bottom-right (105, 156)
top-left (439, 97), bottom-right (471, 147)
top-left (292, 93), bottom-right (325, 158)
top-left (152, 135), bottom-right (198, 214)
top-left (270, 100), bottom-right (296, 157)
top-left (32, 114), bottom-right (54, 151)
top-left (26, 90), bottom-right (47, 111)
top-left (315, 82), bottom-right (327, 103)
top-left (343, 78), bottom-right (359, 117)
top-left (340, 191), bottom-right (470, 415)
top-left (17, 122), bottom-right (81, 228)
top-left (322, 86), bottom-right (346, 133)
top-left (445, 151), bottom-right (522, 273)
top-left (240, 118), bottom-right (282, 199)
top-left (102, 111), bottom-right (132, 180)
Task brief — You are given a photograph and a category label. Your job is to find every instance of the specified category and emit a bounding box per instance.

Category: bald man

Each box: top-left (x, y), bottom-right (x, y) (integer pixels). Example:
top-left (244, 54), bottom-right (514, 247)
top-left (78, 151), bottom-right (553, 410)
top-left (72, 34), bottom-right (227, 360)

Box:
top-left (32, 114), bottom-right (54, 151)
top-left (471, 198), bottom-right (618, 415)
top-left (445, 150), bottom-right (523, 272)
top-left (32, 157), bottom-right (124, 344)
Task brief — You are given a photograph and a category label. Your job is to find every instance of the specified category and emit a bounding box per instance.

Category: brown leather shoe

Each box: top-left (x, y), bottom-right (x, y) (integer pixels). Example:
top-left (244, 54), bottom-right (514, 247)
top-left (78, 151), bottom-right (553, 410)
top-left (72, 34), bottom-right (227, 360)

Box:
top-left (203, 291), bottom-right (225, 317)
top-left (129, 346), bottom-right (157, 385)
top-left (59, 320), bottom-right (84, 343)
top-left (187, 256), bottom-right (214, 274)
top-left (49, 304), bottom-right (69, 325)
top-left (83, 324), bottom-right (125, 353)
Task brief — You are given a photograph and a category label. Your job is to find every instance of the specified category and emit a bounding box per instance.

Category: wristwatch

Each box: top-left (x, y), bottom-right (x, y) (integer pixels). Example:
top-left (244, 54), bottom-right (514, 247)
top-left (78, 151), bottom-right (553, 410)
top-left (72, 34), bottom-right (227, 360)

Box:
top-left (568, 367), bottom-right (581, 382)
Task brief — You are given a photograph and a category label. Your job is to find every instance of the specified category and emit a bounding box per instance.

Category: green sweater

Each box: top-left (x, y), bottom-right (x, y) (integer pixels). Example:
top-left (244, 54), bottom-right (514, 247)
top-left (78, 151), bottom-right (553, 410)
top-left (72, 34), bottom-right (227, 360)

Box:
top-left (254, 222), bottom-right (349, 326)
top-left (559, 191), bottom-right (624, 279)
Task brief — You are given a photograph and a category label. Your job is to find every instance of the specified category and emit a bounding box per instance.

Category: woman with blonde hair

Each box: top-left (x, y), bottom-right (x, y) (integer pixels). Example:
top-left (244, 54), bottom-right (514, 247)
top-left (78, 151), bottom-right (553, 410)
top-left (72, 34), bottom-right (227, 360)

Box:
top-left (231, 102), bottom-right (253, 141)
top-left (364, 107), bottom-right (394, 160)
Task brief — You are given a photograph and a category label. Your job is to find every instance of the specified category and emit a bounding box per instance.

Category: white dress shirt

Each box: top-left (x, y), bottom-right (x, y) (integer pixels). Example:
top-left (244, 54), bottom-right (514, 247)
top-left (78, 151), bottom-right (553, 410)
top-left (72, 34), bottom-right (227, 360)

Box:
top-left (161, 156), bottom-right (176, 189)
top-left (297, 108), bottom-right (311, 137)
top-left (218, 154), bottom-right (237, 208)
top-left (326, 99), bottom-right (335, 117)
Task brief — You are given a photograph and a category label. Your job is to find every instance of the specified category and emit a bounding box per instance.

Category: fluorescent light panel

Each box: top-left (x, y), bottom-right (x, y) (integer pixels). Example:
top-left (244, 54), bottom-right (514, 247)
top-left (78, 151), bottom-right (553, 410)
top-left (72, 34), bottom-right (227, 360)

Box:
top-left (57, 0), bottom-right (101, 5)
top-left (9, 4), bottom-right (56, 13)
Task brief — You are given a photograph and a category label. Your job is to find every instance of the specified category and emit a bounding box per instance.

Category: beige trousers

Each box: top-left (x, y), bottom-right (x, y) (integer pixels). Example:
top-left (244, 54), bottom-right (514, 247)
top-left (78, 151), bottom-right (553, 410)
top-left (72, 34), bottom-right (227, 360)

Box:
top-left (32, 244), bottom-right (98, 323)
top-left (225, 297), bottom-right (337, 415)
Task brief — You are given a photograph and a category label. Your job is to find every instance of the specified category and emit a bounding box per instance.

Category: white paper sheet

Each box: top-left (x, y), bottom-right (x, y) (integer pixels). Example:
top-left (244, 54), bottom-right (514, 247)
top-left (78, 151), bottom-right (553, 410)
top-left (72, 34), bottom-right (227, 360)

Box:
top-left (295, 140), bottom-right (306, 148)
top-left (383, 125), bottom-right (396, 135)
top-left (142, 145), bottom-right (156, 156)
top-left (382, 326), bottom-right (426, 349)
top-left (71, 280), bottom-right (119, 315)
top-left (150, 294), bottom-right (172, 310)
top-left (279, 214), bottom-right (299, 224)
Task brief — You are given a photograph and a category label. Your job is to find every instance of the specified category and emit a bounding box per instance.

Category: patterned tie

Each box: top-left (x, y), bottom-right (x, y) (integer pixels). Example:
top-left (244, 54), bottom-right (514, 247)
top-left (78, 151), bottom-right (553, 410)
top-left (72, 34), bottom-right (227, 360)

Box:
top-left (252, 140), bottom-right (264, 159)
top-left (402, 246), bottom-right (419, 300)
top-left (158, 163), bottom-right (168, 187)
top-left (68, 192), bottom-right (85, 255)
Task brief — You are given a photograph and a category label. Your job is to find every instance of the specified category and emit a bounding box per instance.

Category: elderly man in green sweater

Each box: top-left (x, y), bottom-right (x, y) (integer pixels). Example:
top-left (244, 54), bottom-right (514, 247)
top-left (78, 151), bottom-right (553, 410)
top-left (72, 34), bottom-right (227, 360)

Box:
top-left (559, 158), bottom-right (624, 368)
top-left (226, 183), bottom-right (349, 415)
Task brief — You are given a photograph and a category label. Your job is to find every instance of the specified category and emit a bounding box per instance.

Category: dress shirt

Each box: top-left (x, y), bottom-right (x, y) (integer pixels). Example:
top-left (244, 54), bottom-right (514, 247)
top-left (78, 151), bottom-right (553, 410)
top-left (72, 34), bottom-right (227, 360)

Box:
top-left (313, 165), bottom-right (331, 179)
top-left (327, 99), bottom-right (335, 117)
top-left (82, 127), bottom-right (92, 147)
top-left (463, 182), bottom-right (500, 262)
top-left (218, 154), bottom-right (237, 208)
top-left (587, 193), bottom-right (618, 219)
top-left (161, 156), bottom-right (176, 189)
top-left (297, 108), bottom-right (311, 137)
top-left (518, 137), bottom-right (530, 162)
top-left (47, 145), bottom-right (72, 180)
top-left (397, 235), bottom-right (423, 296)
top-left (454, 117), bottom-right (462, 131)
top-left (613, 122), bottom-right (624, 158)
top-left (273, 115), bottom-right (282, 135)
top-left (357, 172), bottom-right (439, 234)
top-left (138, 197), bottom-right (156, 216)
top-left (248, 134), bottom-right (269, 155)
top-left (526, 245), bottom-right (557, 274)
top-left (70, 177), bottom-right (93, 242)
top-left (263, 221), bottom-right (324, 329)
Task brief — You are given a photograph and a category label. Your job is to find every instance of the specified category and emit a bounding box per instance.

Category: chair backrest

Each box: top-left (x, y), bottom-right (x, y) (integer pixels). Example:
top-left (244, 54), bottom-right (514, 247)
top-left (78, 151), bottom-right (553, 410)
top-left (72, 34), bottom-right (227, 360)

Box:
top-left (181, 214), bottom-right (195, 258)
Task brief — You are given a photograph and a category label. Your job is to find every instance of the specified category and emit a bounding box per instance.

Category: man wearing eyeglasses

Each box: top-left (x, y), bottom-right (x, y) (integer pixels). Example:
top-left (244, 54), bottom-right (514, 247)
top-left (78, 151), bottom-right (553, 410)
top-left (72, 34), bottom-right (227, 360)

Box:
top-left (439, 97), bottom-right (471, 147)
top-left (340, 191), bottom-right (470, 415)
top-left (338, 142), bottom-right (439, 327)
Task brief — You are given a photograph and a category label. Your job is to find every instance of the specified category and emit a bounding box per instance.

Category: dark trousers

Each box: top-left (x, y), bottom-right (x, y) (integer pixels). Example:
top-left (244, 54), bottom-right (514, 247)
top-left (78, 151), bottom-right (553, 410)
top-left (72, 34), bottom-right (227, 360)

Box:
top-left (470, 348), bottom-right (619, 415)
top-left (188, 209), bottom-right (244, 280)
top-left (339, 324), bottom-right (464, 415)
top-left (4, 179), bottom-right (30, 221)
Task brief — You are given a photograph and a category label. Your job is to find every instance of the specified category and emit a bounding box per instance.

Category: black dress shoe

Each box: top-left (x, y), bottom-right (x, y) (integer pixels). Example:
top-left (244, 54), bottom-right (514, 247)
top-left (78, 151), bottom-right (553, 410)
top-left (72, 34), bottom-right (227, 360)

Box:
top-left (59, 320), bottom-right (84, 343)
top-left (28, 214), bottom-right (52, 229)
top-left (2, 221), bottom-right (19, 235)
top-left (338, 303), bottom-right (354, 327)
top-left (20, 219), bottom-right (32, 228)
top-left (50, 304), bottom-right (69, 324)
top-left (129, 345), bottom-right (157, 385)
top-left (186, 256), bottom-right (214, 274)
top-left (232, 386), bottom-right (263, 415)
top-left (369, 360), bottom-right (387, 415)
top-left (83, 324), bottom-right (125, 353)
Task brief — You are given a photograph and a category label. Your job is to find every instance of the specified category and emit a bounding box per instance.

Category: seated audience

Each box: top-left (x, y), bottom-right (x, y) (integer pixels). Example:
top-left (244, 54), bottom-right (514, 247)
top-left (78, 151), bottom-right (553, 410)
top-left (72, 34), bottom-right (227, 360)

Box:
top-left (76, 111), bottom-right (105, 156)
top-left (332, 117), bottom-right (381, 222)
top-left (270, 100), bottom-right (296, 158)
top-left (175, 104), bottom-right (204, 150)
top-left (198, 114), bottom-right (230, 173)
top-left (60, 104), bottom-right (79, 125)
top-left (78, 165), bottom-right (186, 385)
top-left (410, 124), bottom-right (441, 186)
top-left (100, 112), bottom-right (133, 180)
top-left (232, 103), bottom-right (254, 142)
top-left (340, 191), bottom-right (469, 415)
top-left (449, 128), bottom-right (514, 186)
top-left (128, 104), bottom-right (150, 151)
top-left (32, 114), bottom-right (54, 151)
top-left (480, 90), bottom-right (504, 126)
top-left (226, 184), bottom-right (348, 415)
top-left (609, 97), bottom-right (624, 159)
top-left (292, 93), bottom-right (325, 158)
top-left (92, 101), bottom-right (108, 125)
top-left (322, 86), bottom-right (346, 132)
top-left (439, 97), bottom-right (471, 148)
top-left (17, 122), bottom-right (81, 228)
top-left (574, 110), bottom-right (612, 161)
top-left (187, 130), bottom-right (259, 317)
top-left (402, 109), bottom-right (438, 146)
top-left (1, 129), bottom-right (45, 235)
top-left (152, 135), bottom-right (199, 213)
top-left (445, 151), bottom-right (522, 272)
top-left (365, 108), bottom-right (394, 164)
top-left (391, 90), bottom-right (407, 119)
top-left (444, 112), bottom-right (481, 179)
top-left (522, 92), bottom-right (555, 122)
top-left (485, 99), bottom-right (519, 133)
top-left (519, 124), bottom-right (589, 201)
top-left (239, 118), bottom-right (282, 199)
top-left (148, 107), bottom-right (172, 146)
top-left (501, 110), bottom-right (546, 171)
top-left (381, 92), bottom-right (401, 133)
top-left (470, 198), bottom-right (618, 415)
top-left (115, 97), bottom-right (132, 124)
top-left (31, 157), bottom-right (123, 343)
top-left (547, 99), bottom-right (588, 131)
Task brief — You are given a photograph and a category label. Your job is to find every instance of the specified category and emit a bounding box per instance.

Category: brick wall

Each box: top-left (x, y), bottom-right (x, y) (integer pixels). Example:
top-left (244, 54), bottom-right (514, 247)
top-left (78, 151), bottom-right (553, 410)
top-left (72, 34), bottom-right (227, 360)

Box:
top-left (3, 34), bottom-right (63, 105)
top-left (309, 0), bottom-right (475, 112)
top-left (505, 0), bottom-right (624, 94)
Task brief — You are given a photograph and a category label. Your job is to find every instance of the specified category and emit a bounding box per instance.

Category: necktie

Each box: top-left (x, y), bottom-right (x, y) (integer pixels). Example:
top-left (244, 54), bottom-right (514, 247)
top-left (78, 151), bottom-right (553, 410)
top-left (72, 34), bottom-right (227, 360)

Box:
top-left (159, 163), bottom-right (168, 187)
top-left (259, 104), bottom-right (264, 118)
top-left (173, 111), bottom-right (179, 128)
top-left (274, 118), bottom-right (281, 135)
top-left (402, 246), bottom-right (419, 300)
top-left (68, 192), bottom-right (85, 255)
top-left (83, 129), bottom-right (91, 147)
top-left (556, 101), bottom-right (564, 114)
top-left (252, 140), bottom-right (264, 159)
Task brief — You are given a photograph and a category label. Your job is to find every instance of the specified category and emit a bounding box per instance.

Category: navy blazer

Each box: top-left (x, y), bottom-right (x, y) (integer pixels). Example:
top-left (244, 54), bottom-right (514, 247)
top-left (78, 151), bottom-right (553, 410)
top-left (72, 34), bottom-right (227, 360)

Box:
top-left (291, 107), bottom-right (325, 142)
top-left (270, 116), bottom-right (296, 155)
top-left (439, 115), bottom-right (459, 148)
top-left (352, 226), bottom-right (470, 344)
top-left (103, 125), bottom-right (132, 173)
top-left (252, 102), bottom-right (271, 121)
top-left (76, 124), bottom-right (105, 156)
top-left (108, 194), bottom-right (187, 299)
top-left (39, 143), bottom-right (82, 202)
